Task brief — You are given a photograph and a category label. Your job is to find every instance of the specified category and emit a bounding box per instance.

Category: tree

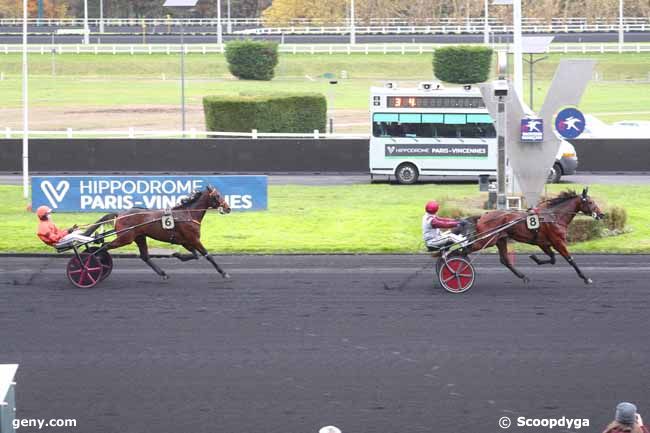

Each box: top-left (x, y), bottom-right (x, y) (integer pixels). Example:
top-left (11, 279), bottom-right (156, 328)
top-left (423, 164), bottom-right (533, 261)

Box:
top-left (433, 46), bottom-right (493, 84)
top-left (0, 0), bottom-right (69, 18)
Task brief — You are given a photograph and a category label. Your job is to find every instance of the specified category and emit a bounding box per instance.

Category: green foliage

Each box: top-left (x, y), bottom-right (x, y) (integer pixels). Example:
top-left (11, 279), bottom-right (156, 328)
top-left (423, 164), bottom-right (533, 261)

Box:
top-left (225, 40), bottom-right (279, 81)
top-left (433, 46), bottom-right (493, 84)
top-left (203, 93), bottom-right (327, 133)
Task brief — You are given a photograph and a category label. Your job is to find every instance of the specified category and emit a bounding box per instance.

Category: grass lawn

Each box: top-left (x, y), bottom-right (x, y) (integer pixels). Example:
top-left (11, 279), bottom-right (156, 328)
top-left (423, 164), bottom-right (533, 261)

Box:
top-left (0, 52), bottom-right (649, 123)
top-left (2, 183), bottom-right (649, 254)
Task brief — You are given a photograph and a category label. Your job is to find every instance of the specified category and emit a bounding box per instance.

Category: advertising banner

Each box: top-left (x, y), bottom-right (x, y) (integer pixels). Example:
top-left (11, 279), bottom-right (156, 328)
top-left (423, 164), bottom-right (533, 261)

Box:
top-left (385, 143), bottom-right (488, 158)
top-left (32, 175), bottom-right (267, 212)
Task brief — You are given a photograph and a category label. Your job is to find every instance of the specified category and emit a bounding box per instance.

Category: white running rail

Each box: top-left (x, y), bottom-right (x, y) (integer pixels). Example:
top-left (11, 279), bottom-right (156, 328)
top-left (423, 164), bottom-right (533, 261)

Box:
top-left (0, 42), bottom-right (649, 55)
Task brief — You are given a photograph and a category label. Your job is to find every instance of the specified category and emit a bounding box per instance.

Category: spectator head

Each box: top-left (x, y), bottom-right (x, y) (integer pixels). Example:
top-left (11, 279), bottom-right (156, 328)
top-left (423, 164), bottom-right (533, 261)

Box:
top-left (616, 403), bottom-right (638, 426)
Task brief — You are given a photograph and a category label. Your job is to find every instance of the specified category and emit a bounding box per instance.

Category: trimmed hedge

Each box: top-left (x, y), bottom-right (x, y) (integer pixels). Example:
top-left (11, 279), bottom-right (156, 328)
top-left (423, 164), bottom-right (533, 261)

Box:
top-left (225, 40), bottom-right (279, 81)
top-left (567, 205), bottom-right (628, 243)
top-left (203, 93), bottom-right (327, 133)
top-left (433, 46), bottom-right (493, 84)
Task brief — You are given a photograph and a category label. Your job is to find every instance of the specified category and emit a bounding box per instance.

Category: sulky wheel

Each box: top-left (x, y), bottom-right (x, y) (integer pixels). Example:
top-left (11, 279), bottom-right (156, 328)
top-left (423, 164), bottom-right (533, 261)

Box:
top-left (86, 247), bottom-right (113, 281)
top-left (438, 256), bottom-right (476, 294)
top-left (66, 253), bottom-right (104, 288)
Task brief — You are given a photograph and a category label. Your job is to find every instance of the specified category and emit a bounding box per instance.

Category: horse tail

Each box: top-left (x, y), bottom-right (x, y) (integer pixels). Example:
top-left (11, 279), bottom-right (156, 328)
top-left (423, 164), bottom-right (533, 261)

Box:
top-left (82, 213), bottom-right (118, 237)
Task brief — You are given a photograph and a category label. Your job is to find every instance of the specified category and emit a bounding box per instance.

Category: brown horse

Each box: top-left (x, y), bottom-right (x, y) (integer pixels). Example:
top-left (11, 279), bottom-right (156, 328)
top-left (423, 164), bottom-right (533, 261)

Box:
top-left (85, 185), bottom-right (231, 280)
top-left (467, 188), bottom-right (604, 284)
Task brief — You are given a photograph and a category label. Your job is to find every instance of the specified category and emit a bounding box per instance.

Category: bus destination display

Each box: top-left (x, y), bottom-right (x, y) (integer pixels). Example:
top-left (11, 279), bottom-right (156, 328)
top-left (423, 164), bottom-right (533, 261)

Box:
top-left (387, 96), bottom-right (485, 109)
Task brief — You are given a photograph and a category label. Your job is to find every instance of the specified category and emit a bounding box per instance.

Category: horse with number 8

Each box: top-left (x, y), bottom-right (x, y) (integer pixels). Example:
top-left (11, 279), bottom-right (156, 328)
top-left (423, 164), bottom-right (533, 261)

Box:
top-left (467, 187), bottom-right (604, 285)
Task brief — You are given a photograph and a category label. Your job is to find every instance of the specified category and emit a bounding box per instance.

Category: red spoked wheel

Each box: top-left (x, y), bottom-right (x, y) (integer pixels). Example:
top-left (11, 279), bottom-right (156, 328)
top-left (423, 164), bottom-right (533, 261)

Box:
top-left (66, 253), bottom-right (103, 288)
top-left (437, 256), bottom-right (476, 294)
top-left (86, 247), bottom-right (113, 281)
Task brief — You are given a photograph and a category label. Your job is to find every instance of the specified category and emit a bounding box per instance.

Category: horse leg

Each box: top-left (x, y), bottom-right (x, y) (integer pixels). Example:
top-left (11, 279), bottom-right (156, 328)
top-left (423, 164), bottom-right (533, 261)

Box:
top-left (135, 236), bottom-right (169, 280)
top-left (191, 241), bottom-right (230, 279)
top-left (497, 238), bottom-right (530, 284)
top-left (530, 245), bottom-right (556, 265)
top-left (551, 239), bottom-right (593, 285)
top-left (172, 245), bottom-right (199, 262)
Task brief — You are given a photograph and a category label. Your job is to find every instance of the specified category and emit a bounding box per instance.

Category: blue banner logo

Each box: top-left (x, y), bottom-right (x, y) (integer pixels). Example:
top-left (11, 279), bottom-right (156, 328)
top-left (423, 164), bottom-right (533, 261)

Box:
top-left (32, 175), bottom-right (268, 212)
top-left (520, 118), bottom-right (544, 142)
top-left (554, 107), bottom-right (586, 139)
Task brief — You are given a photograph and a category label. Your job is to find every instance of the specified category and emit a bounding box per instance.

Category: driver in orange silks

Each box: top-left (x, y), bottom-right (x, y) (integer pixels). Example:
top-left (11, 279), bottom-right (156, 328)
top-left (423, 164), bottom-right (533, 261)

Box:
top-left (36, 205), bottom-right (92, 247)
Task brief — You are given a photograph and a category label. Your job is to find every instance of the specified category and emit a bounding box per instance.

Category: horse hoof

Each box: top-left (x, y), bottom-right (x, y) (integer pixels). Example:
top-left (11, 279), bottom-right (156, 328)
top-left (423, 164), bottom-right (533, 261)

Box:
top-left (523, 277), bottom-right (531, 284)
top-left (172, 252), bottom-right (181, 259)
top-left (222, 273), bottom-right (231, 280)
top-left (162, 274), bottom-right (169, 280)
top-left (585, 278), bottom-right (593, 285)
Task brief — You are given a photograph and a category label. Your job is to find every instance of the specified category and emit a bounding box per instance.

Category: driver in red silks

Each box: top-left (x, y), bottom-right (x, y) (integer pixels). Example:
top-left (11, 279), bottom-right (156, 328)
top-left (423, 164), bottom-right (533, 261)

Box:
top-left (36, 205), bottom-right (88, 246)
top-left (422, 200), bottom-right (467, 251)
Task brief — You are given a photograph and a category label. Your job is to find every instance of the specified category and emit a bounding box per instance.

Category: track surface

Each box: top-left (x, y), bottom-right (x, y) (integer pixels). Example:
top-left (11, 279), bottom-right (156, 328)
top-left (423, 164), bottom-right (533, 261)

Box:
top-left (2, 254), bottom-right (649, 432)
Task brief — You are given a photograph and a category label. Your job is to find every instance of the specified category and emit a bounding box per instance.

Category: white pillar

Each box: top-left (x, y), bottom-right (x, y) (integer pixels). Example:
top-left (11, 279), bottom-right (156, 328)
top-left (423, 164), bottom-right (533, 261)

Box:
top-left (217, 0), bottom-right (223, 45)
top-left (99, 0), bottom-right (105, 34)
top-left (512, 0), bottom-right (523, 98)
top-left (349, 0), bottom-right (356, 45)
top-left (22, 0), bottom-right (29, 198)
top-left (618, 0), bottom-right (624, 51)
top-left (483, 0), bottom-right (489, 45)
top-left (227, 0), bottom-right (232, 33)
top-left (83, 0), bottom-right (90, 44)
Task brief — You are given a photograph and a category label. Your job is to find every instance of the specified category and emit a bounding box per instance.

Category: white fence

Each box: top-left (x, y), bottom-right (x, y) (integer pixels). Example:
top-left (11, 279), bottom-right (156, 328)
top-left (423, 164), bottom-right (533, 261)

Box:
top-left (1, 16), bottom-right (649, 31)
top-left (2, 128), bottom-right (369, 140)
top-left (0, 365), bottom-right (18, 433)
top-left (1, 42), bottom-right (649, 55)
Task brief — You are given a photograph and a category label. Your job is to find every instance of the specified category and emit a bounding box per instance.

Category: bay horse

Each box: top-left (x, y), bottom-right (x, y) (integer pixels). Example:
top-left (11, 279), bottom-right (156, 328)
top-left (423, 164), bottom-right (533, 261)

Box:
top-left (466, 188), bottom-right (604, 284)
top-left (84, 185), bottom-right (231, 280)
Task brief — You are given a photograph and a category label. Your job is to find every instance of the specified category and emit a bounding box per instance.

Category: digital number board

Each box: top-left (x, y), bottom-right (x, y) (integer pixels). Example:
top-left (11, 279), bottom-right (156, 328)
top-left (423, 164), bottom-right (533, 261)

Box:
top-left (387, 96), bottom-right (485, 109)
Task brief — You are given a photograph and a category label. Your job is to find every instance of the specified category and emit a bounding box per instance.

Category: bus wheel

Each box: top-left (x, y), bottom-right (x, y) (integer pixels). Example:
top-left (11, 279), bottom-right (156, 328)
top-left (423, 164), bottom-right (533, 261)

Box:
top-left (395, 163), bottom-right (419, 185)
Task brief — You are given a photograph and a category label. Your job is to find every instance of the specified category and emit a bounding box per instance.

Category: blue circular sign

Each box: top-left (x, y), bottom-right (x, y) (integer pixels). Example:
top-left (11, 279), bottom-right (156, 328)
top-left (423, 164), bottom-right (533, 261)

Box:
top-left (554, 107), bottom-right (586, 139)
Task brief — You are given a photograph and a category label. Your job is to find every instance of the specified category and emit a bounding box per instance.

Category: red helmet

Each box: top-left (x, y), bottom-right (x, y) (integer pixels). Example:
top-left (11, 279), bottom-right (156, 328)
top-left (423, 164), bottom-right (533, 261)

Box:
top-left (36, 205), bottom-right (52, 219)
top-left (425, 200), bottom-right (439, 214)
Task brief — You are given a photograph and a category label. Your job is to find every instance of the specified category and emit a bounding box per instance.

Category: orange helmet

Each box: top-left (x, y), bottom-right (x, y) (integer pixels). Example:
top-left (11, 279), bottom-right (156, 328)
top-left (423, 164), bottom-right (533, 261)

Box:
top-left (425, 200), bottom-right (439, 214)
top-left (36, 205), bottom-right (52, 219)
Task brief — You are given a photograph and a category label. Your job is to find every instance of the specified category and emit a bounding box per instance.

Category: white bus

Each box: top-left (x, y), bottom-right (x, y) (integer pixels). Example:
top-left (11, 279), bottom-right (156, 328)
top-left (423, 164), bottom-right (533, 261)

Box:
top-left (369, 82), bottom-right (497, 184)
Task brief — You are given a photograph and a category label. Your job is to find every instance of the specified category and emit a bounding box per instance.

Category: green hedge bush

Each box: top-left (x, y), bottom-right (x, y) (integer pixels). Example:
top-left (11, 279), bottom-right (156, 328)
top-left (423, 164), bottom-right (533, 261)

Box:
top-left (203, 93), bottom-right (327, 133)
top-left (224, 40), bottom-right (279, 81)
top-left (433, 46), bottom-right (493, 84)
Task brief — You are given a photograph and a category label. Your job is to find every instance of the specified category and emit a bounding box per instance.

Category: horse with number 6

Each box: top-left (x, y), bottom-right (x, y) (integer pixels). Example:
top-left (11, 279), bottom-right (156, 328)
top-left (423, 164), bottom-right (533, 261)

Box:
top-left (466, 187), bottom-right (605, 285)
top-left (83, 185), bottom-right (232, 280)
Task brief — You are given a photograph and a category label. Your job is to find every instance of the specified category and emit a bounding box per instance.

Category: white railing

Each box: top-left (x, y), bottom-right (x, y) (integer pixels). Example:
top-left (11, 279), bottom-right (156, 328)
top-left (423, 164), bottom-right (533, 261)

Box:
top-left (1, 16), bottom-right (648, 29)
top-left (0, 365), bottom-right (18, 433)
top-left (2, 128), bottom-right (369, 140)
top-left (1, 42), bottom-right (649, 55)
top-left (237, 21), bottom-right (649, 35)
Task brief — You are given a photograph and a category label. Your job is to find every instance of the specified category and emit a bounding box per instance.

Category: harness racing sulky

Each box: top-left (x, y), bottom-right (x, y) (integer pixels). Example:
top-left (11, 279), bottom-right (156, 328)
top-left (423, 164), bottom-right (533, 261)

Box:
top-left (41, 186), bottom-right (231, 288)
top-left (433, 188), bottom-right (604, 294)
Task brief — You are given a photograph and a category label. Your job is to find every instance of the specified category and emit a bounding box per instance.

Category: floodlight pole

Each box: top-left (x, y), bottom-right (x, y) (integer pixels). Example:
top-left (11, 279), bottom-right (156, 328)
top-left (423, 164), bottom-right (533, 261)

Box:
top-left (22, 0), bottom-right (29, 199)
top-left (483, 0), bottom-right (489, 45)
top-left (349, 0), bottom-right (356, 45)
top-left (512, 0), bottom-right (523, 99)
top-left (83, 0), bottom-right (90, 44)
top-left (227, 0), bottom-right (232, 34)
top-left (99, 0), bottom-right (105, 34)
top-left (618, 0), bottom-right (624, 52)
top-left (180, 22), bottom-right (186, 135)
top-left (217, 0), bottom-right (223, 45)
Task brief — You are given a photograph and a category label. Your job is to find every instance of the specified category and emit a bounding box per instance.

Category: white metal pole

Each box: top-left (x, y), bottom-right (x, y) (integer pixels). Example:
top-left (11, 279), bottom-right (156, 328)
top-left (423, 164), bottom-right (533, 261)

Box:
top-left (83, 0), bottom-right (90, 44)
top-left (483, 0), bottom-right (489, 45)
top-left (99, 0), bottom-right (105, 34)
top-left (512, 0), bottom-right (523, 98)
top-left (227, 0), bottom-right (232, 34)
top-left (180, 23), bottom-right (186, 134)
top-left (22, 0), bottom-right (29, 199)
top-left (618, 0), bottom-right (624, 52)
top-left (217, 0), bottom-right (223, 45)
top-left (350, 0), bottom-right (356, 45)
